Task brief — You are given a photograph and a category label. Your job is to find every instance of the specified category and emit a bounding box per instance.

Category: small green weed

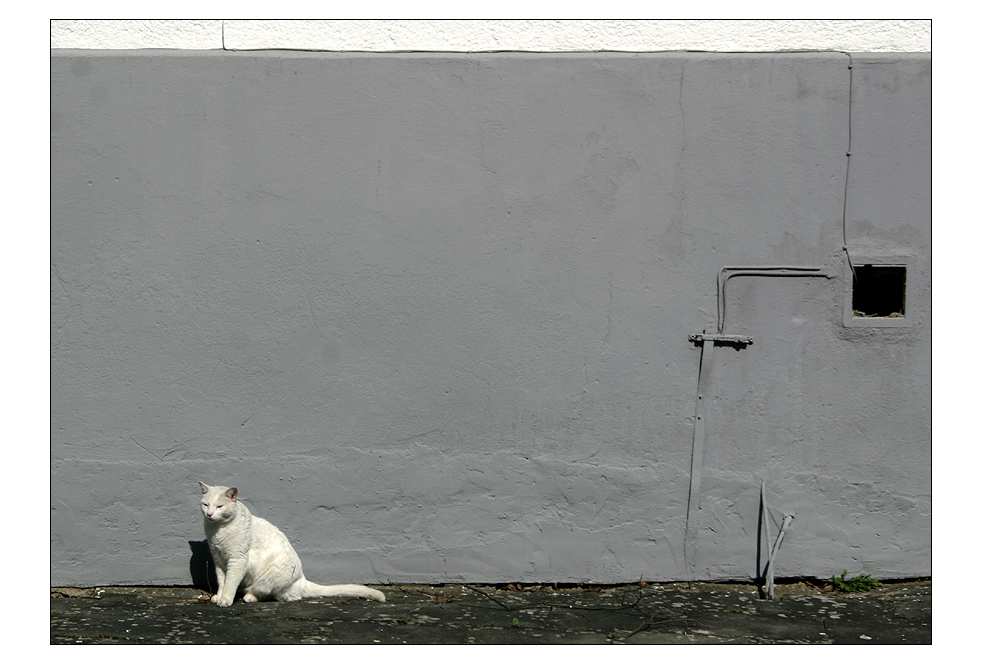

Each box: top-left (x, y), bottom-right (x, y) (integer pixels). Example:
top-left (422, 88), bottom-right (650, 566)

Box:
top-left (830, 570), bottom-right (882, 593)
top-left (512, 617), bottom-right (521, 628)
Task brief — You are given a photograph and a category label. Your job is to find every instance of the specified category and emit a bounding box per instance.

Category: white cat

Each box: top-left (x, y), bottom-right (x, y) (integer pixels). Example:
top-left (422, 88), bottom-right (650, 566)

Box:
top-left (198, 482), bottom-right (386, 606)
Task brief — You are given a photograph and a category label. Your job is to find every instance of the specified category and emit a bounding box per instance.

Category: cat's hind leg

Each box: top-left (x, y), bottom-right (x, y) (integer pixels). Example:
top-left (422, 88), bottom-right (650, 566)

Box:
top-left (274, 580), bottom-right (307, 602)
top-left (241, 584), bottom-right (274, 603)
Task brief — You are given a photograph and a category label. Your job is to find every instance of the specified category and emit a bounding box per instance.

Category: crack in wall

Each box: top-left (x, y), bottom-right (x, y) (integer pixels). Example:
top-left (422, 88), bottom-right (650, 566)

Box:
top-left (675, 58), bottom-right (688, 224)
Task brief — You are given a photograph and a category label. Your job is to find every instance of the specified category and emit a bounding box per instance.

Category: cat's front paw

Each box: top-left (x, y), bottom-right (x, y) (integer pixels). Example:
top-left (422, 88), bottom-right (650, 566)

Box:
top-left (212, 595), bottom-right (234, 607)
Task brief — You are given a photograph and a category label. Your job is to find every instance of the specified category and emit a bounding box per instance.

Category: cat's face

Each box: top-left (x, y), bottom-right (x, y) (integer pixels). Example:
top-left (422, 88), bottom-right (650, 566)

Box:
top-left (199, 482), bottom-right (239, 523)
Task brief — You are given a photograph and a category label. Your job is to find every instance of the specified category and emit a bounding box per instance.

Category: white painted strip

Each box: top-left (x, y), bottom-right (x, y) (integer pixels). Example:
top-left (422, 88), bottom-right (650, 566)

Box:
top-left (51, 19), bottom-right (931, 52)
top-left (51, 19), bottom-right (224, 50)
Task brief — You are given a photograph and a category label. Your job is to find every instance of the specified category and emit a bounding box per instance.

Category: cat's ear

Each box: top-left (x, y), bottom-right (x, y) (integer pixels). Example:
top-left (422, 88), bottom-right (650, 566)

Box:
top-left (226, 487), bottom-right (238, 501)
top-left (199, 482), bottom-right (210, 494)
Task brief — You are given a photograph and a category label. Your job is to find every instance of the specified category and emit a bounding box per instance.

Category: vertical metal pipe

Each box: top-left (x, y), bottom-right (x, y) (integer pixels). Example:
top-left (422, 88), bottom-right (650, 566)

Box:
top-left (683, 329), bottom-right (714, 580)
top-left (760, 480), bottom-right (772, 595)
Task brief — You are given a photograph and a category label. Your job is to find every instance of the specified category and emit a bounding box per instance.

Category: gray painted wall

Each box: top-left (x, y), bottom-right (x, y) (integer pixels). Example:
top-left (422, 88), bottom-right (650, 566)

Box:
top-left (51, 52), bottom-right (930, 586)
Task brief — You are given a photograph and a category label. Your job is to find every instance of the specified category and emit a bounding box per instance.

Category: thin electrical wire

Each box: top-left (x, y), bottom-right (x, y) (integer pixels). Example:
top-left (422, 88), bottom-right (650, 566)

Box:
top-left (841, 52), bottom-right (857, 281)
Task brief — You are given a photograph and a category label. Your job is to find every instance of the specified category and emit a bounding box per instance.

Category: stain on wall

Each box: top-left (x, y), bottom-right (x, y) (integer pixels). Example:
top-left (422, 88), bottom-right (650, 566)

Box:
top-left (50, 52), bottom-right (930, 585)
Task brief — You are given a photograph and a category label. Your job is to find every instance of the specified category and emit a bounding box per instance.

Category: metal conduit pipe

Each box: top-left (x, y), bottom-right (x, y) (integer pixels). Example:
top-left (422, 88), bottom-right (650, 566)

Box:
top-left (716, 266), bottom-right (835, 334)
top-left (684, 266), bottom-right (834, 581)
top-left (760, 480), bottom-right (772, 589)
top-left (765, 514), bottom-right (795, 600)
top-left (760, 480), bottom-right (795, 599)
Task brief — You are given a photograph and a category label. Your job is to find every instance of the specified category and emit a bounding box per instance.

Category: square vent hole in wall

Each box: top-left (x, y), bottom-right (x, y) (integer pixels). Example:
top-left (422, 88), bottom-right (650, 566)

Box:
top-left (844, 257), bottom-right (913, 328)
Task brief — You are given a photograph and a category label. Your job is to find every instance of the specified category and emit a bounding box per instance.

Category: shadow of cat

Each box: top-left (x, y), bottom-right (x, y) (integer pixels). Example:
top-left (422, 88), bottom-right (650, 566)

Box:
top-left (188, 540), bottom-right (218, 593)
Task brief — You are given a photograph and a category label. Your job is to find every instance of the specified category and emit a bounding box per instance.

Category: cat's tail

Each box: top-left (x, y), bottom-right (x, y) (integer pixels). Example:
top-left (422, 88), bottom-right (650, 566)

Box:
top-left (296, 578), bottom-right (386, 602)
